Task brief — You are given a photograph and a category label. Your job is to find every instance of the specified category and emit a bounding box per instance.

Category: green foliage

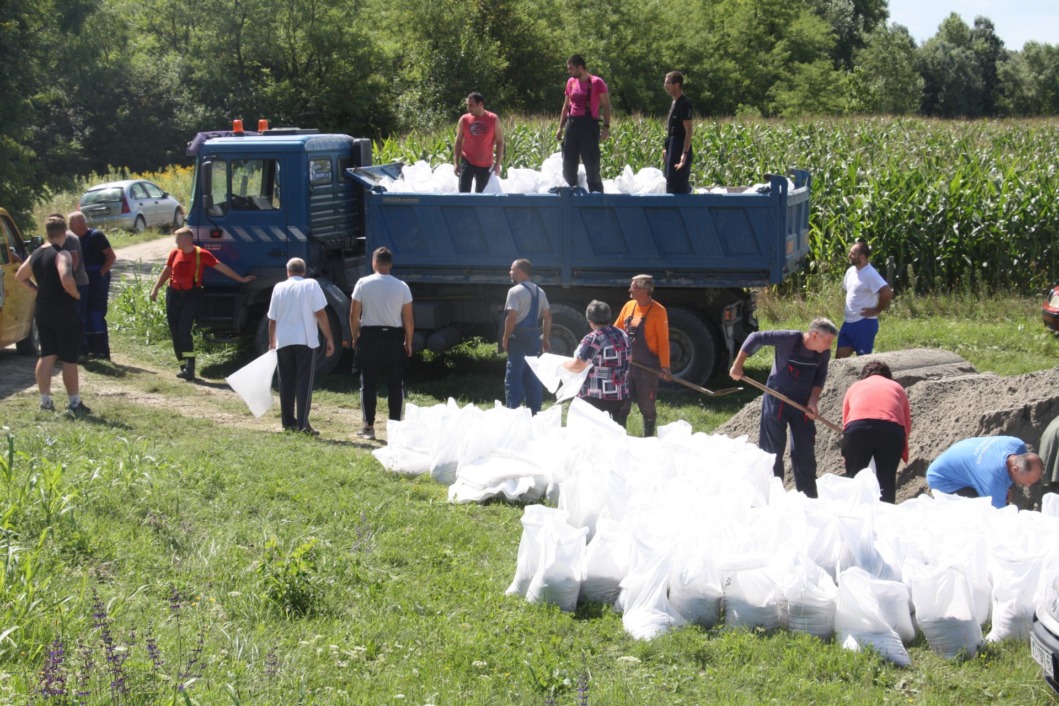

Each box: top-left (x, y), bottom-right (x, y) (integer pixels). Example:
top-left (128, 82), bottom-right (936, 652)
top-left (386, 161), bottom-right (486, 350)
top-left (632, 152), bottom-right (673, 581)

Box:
top-left (259, 537), bottom-right (321, 617)
top-left (849, 24), bottom-right (924, 114)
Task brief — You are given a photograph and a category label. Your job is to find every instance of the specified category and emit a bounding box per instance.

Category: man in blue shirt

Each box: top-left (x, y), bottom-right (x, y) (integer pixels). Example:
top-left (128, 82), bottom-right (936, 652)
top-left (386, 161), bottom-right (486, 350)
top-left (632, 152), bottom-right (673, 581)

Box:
top-left (926, 436), bottom-right (1043, 508)
top-left (729, 317), bottom-right (838, 498)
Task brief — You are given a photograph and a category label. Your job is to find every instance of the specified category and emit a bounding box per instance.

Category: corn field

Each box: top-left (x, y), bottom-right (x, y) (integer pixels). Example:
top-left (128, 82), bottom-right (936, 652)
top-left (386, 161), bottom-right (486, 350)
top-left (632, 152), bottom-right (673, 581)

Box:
top-left (378, 116), bottom-right (1059, 295)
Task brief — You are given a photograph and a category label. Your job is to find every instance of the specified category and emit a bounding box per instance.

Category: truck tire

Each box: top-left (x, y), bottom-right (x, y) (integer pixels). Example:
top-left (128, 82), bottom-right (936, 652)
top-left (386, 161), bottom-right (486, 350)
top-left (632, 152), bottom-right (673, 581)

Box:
top-left (548, 303), bottom-right (590, 357)
top-left (15, 319), bottom-right (39, 356)
top-left (255, 308), bottom-right (344, 376)
top-left (667, 307), bottom-right (718, 384)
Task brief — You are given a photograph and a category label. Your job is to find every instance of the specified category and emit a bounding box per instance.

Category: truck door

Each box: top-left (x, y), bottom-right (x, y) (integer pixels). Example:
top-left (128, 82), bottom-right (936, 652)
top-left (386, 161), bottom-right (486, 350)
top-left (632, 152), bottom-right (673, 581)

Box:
top-left (198, 156), bottom-right (286, 284)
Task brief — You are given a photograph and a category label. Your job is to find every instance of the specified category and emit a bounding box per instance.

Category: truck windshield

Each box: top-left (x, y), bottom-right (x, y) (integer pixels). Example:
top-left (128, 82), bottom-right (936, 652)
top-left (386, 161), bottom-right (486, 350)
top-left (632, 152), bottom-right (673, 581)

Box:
top-left (205, 159), bottom-right (282, 216)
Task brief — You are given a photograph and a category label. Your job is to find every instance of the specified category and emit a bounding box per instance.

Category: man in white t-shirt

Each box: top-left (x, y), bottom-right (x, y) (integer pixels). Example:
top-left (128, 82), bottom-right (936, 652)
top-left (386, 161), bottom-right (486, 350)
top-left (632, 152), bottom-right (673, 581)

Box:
top-left (837, 238), bottom-right (892, 359)
top-left (267, 258), bottom-right (334, 435)
top-left (349, 247), bottom-right (414, 439)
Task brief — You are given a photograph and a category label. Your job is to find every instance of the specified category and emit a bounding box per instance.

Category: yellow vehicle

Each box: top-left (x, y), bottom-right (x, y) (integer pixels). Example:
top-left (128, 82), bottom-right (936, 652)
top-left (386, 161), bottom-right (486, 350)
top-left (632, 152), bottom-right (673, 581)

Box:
top-left (0, 208), bottom-right (38, 354)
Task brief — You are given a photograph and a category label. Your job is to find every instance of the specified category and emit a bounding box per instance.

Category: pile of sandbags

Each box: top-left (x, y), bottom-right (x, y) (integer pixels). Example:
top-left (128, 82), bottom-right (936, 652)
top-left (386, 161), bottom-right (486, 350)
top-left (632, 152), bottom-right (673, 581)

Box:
top-left (373, 396), bottom-right (1059, 664)
top-left (376, 154), bottom-right (780, 195)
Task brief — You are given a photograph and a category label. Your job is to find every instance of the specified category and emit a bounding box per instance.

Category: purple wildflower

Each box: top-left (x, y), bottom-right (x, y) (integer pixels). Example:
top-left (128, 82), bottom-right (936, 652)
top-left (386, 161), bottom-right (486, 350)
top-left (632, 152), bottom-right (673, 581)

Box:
top-left (38, 638), bottom-right (67, 698)
top-left (264, 648), bottom-right (279, 680)
top-left (577, 667), bottom-right (589, 706)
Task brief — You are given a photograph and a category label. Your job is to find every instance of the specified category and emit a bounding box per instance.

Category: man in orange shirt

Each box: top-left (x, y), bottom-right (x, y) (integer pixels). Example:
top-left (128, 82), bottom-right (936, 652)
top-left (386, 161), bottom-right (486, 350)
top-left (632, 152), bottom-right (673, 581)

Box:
top-left (453, 92), bottom-right (504, 193)
top-left (615, 274), bottom-right (670, 436)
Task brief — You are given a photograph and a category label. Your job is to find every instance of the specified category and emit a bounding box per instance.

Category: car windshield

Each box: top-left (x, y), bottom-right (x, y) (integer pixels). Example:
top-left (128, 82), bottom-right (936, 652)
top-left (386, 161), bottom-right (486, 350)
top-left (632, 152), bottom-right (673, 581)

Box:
top-left (81, 188), bottom-right (124, 205)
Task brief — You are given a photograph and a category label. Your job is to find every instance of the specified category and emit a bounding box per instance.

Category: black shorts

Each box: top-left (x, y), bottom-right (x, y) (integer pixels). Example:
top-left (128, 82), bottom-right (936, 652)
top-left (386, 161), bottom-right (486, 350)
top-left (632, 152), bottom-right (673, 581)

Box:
top-left (37, 312), bottom-right (83, 363)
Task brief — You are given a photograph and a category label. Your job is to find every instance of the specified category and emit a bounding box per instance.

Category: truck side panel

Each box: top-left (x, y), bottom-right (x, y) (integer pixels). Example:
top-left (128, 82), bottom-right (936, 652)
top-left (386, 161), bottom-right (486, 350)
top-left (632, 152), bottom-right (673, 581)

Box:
top-left (356, 171), bottom-right (810, 290)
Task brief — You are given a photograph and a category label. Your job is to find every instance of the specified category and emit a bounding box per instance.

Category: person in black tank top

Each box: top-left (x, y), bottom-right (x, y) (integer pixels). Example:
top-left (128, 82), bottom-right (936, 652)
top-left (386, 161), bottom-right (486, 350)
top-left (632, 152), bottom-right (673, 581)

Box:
top-left (14, 215), bottom-right (91, 415)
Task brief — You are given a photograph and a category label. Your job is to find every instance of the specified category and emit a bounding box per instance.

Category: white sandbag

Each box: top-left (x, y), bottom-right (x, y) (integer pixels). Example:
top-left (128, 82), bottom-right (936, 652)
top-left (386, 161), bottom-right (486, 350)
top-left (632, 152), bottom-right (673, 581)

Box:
top-left (632, 167), bottom-right (666, 194)
top-left (617, 534), bottom-right (685, 639)
top-left (904, 559), bottom-right (983, 659)
top-left (782, 555), bottom-right (837, 639)
top-left (456, 405), bottom-right (533, 471)
top-left (224, 349), bottom-right (277, 417)
top-left (507, 506), bottom-right (570, 597)
top-left (668, 544), bottom-right (722, 629)
top-left (500, 168), bottom-right (540, 194)
top-left (430, 401), bottom-right (483, 485)
top-left (482, 172), bottom-right (502, 194)
top-left (581, 519), bottom-right (632, 605)
top-left (719, 553), bottom-right (783, 631)
top-left (524, 353), bottom-right (590, 401)
top-left (836, 505), bottom-right (895, 580)
top-left (835, 567), bottom-right (911, 666)
top-left (447, 456), bottom-right (540, 504)
top-left (986, 546), bottom-right (1045, 642)
top-left (1043, 492), bottom-right (1059, 518)
top-left (526, 521), bottom-right (588, 612)
top-left (538, 153), bottom-right (569, 192)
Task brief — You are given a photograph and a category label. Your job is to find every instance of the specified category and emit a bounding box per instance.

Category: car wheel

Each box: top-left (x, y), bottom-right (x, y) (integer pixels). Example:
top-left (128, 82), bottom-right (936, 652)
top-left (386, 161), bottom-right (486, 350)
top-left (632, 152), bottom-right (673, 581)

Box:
top-left (15, 318), bottom-right (39, 356)
top-left (133, 215), bottom-right (146, 233)
top-left (173, 208), bottom-right (185, 229)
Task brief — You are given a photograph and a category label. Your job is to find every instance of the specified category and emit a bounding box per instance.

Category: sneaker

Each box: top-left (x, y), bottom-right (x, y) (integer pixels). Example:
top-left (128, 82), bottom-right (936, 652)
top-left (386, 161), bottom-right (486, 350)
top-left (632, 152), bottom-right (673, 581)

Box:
top-left (355, 427), bottom-right (376, 440)
top-left (67, 401), bottom-right (92, 417)
top-left (176, 369), bottom-right (195, 381)
top-left (300, 426), bottom-right (320, 437)
top-left (39, 400), bottom-right (55, 412)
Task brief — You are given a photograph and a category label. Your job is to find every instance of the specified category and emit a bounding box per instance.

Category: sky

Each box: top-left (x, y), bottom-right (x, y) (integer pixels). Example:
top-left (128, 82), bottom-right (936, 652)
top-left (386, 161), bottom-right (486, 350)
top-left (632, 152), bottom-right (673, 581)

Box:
top-left (887, 0), bottom-right (1059, 50)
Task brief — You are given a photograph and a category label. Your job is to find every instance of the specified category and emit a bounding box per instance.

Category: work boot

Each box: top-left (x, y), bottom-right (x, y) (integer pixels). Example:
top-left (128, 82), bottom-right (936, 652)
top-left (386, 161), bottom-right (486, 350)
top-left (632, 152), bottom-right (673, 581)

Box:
top-left (176, 358), bottom-right (196, 381)
top-left (643, 419), bottom-right (656, 437)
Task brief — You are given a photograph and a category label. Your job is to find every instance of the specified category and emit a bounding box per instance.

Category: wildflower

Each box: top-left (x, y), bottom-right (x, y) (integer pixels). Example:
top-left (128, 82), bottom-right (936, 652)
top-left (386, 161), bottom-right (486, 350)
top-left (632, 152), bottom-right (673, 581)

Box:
top-left (38, 638), bottom-right (67, 698)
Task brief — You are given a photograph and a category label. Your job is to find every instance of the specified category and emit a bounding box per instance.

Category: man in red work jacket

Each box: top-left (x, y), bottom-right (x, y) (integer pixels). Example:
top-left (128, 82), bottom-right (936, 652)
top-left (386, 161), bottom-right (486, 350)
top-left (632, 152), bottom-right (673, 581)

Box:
top-left (150, 228), bottom-right (254, 381)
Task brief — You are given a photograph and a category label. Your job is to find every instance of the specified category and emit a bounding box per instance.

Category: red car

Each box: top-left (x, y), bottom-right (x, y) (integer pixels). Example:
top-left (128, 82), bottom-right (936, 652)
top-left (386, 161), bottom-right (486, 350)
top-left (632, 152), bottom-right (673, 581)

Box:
top-left (1044, 285), bottom-right (1059, 333)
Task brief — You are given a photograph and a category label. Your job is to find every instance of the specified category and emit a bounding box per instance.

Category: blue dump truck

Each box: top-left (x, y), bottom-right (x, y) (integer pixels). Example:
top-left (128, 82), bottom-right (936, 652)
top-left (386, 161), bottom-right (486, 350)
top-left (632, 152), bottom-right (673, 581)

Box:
top-left (185, 126), bottom-right (811, 383)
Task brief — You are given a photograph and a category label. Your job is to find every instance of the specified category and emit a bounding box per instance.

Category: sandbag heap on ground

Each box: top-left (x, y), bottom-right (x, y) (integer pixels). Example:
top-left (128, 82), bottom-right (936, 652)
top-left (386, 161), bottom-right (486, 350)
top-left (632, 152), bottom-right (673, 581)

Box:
top-left (373, 395), bottom-right (1059, 664)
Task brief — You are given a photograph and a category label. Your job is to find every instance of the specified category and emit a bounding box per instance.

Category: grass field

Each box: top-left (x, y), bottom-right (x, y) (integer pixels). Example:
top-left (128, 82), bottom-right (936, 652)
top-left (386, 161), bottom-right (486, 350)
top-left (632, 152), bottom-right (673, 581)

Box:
top-left (1, 279), bottom-right (1057, 704)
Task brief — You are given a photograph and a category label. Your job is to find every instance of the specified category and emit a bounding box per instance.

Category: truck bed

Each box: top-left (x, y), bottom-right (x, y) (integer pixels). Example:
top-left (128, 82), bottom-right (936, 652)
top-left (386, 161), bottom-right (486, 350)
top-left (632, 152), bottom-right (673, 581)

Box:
top-left (348, 169), bottom-right (811, 289)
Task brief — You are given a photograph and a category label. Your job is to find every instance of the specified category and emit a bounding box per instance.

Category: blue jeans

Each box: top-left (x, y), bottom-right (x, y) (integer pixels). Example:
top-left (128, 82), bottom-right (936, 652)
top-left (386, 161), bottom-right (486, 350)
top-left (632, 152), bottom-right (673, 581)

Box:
top-left (505, 331), bottom-right (543, 414)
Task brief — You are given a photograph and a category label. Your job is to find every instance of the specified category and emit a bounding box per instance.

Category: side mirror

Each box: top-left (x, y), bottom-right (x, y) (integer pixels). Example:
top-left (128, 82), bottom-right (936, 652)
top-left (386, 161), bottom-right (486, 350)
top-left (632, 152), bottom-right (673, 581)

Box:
top-left (26, 236), bottom-right (44, 253)
top-left (201, 160), bottom-right (213, 196)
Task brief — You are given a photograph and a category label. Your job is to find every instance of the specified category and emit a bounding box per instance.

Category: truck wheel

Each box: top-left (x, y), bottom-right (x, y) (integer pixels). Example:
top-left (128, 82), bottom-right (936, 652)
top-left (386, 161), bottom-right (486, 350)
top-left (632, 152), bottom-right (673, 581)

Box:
top-left (667, 307), bottom-right (718, 384)
top-left (255, 309), bottom-right (344, 376)
top-left (15, 319), bottom-right (39, 356)
top-left (548, 304), bottom-right (590, 357)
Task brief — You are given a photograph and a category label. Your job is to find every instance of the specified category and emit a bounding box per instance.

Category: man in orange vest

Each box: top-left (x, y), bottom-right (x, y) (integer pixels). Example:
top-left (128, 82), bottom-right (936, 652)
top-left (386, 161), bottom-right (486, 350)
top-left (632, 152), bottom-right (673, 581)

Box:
top-left (150, 228), bottom-right (254, 381)
top-left (453, 92), bottom-right (504, 193)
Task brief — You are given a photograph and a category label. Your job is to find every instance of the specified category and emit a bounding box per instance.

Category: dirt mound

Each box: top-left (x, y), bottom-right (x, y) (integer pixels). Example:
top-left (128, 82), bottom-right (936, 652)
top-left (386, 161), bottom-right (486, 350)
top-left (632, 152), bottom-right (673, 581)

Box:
top-left (715, 349), bottom-right (1059, 507)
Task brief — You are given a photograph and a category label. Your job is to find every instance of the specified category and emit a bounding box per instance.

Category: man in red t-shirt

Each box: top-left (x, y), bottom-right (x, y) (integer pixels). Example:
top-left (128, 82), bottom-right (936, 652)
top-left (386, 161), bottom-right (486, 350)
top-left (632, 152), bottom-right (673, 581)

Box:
top-left (150, 228), bottom-right (255, 381)
top-left (453, 92), bottom-right (504, 193)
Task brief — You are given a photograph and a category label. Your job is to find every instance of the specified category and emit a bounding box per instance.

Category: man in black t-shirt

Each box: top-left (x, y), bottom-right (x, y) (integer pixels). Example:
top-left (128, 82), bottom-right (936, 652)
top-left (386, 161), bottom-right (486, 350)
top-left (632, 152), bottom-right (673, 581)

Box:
top-left (15, 215), bottom-right (91, 416)
top-left (663, 71), bottom-right (694, 194)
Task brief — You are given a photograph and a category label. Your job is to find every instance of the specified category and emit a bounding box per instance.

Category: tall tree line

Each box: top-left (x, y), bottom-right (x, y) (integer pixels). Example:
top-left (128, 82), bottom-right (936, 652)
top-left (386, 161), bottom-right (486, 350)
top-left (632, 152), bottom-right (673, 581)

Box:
top-left (2, 0), bottom-right (1058, 226)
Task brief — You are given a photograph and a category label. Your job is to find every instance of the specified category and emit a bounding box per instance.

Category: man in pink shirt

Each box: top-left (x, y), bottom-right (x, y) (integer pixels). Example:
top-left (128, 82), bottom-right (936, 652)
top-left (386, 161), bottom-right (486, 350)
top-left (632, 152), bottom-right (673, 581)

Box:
top-left (453, 92), bottom-right (504, 193)
top-left (555, 54), bottom-right (611, 193)
top-left (841, 360), bottom-right (912, 503)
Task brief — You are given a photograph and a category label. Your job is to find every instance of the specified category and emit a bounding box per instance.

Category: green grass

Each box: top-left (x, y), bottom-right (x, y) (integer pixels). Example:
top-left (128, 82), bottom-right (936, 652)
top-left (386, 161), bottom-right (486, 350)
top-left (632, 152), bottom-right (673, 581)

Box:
top-left (1, 290), bottom-right (1058, 703)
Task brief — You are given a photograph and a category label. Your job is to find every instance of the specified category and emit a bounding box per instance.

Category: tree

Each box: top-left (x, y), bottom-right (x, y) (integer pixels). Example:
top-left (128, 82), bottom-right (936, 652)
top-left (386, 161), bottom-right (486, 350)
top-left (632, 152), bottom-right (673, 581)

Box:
top-left (917, 14), bottom-right (984, 117)
top-left (0, 0), bottom-right (99, 227)
top-left (970, 17), bottom-right (1007, 116)
top-left (997, 42), bottom-right (1059, 115)
top-left (849, 23), bottom-right (923, 114)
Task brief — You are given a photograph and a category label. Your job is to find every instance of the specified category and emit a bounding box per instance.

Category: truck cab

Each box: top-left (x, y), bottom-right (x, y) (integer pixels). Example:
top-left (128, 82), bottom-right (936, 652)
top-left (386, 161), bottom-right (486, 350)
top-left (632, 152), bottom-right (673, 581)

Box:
top-left (186, 128), bottom-right (373, 372)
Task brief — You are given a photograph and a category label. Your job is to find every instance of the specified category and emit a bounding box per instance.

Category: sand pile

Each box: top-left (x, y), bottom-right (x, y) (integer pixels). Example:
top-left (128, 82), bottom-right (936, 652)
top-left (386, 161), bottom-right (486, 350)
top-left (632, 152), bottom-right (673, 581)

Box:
top-left (715, 349), bottom-right (1059, 506)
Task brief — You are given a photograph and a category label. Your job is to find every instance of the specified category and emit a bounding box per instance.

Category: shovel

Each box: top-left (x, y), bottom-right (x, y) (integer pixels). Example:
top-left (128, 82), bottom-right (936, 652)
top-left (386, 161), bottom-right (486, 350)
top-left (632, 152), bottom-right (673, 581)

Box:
top-left (737, 374), bottom-right (843, 433)
top-left (630, 361), bottom-right (743, 397)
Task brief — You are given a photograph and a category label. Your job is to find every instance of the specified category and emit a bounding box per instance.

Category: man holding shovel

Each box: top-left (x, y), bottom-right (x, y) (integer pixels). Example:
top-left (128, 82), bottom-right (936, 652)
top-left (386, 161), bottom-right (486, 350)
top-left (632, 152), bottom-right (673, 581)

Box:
top-left (729, 317), bottom-right (838, 498)
top-left (615, 274), bottom-right (670, 437)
